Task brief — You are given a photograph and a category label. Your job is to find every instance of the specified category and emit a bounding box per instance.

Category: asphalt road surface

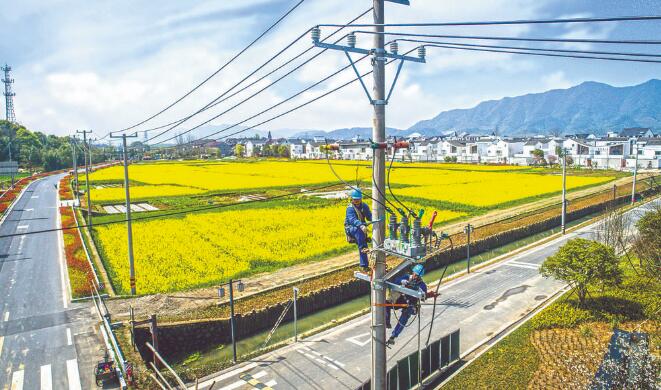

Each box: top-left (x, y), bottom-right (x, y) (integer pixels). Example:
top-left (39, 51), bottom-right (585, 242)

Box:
top-left (193, 198), bottom-right (659, 390)
top-left (0, 174), bottom-right (105, 389)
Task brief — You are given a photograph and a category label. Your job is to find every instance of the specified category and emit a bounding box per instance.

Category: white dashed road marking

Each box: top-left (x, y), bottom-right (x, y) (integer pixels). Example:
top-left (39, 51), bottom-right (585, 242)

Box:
top-left (66, 359), bottom-right (82, 390)
top-left (16, 225), bottom-right (29, 230)
top-left (66, 327), bottom-right (73, 345)
top-left (11, 369), bottom-right (24, 390)
top-left (3, 311), bottom-right (8, 321)
top-left (41, 364), bottom-right (53, 390)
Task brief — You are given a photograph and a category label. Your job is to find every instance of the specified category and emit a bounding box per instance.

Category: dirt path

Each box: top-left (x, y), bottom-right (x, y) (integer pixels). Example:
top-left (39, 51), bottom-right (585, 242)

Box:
top-left (105, 174), bottom-right (649, 319)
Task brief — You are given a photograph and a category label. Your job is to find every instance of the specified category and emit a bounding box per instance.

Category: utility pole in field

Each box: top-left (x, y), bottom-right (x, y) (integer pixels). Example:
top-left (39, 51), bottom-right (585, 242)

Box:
top-left (110, 132), bottom-right (139, 295)
top-left (70, 136), bottom-right (80, 204)
top-left (77, 130), bottom-right (93, 226)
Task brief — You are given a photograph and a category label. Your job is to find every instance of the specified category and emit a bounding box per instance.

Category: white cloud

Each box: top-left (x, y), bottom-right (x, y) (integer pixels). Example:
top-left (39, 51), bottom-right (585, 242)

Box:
top-left (15, 0), bottom-right (653, 138)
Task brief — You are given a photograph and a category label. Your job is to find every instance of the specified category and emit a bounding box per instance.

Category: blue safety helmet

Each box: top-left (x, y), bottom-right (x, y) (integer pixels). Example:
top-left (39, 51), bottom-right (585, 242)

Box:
top-left (350, 189), bottom-right (363, 200)
top-left (412, 264), bottom-right (425, 277)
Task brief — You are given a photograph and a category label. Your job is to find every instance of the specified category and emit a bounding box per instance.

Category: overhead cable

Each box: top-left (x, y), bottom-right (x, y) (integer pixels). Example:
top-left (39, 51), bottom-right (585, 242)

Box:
top-left (108, 0), bottom-right (308, 137)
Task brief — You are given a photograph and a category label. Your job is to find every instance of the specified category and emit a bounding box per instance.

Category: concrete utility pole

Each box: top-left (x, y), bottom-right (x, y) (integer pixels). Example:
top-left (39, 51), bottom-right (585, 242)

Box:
top-left (631, 139), bottom-right (641, 205)
top-left (310, 2), bottom-right (423, 388)
top-left (561, 147), bottom-right (567, 234)
top-left (370, 2), bottom-right (387, 388)
top-left (465, 224), bottom-right (473, 273)
top-left (111, 132), bottom-right (138, 295)
top-left (71, 136), bottom-right (80, 204)
top-left (77, 130), bottom-right (93, 226)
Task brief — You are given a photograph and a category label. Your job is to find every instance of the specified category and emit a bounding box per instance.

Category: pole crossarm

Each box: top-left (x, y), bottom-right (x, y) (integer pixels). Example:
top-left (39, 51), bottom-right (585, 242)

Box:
top-left (313, 40), bottom-right (424, 106)
top-left (354, 271), bottom-right (424, 300)
top-left (314, 41), bottom-right (424, 63)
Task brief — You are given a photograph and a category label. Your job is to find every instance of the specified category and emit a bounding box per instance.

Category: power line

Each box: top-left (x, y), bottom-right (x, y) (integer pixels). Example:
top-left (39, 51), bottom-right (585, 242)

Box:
top-left (0, 181), bottom-right (343, 239)
top-left (145, 8), bottom-right (373, 145)
top-left (106, 0), bottom-right (308, 137)
top-left (317, 15), bottom-right (661, 28)
top-left (394, 38), bottom-right (661, 58)
top-left (422, 43), bottom-right (661, 63)
top-left (151, 50), bottom-right (375, 148)
top-left (149, 47), bottom-right (417, 152)
top-left (353, 30), bottom-right (661, 45)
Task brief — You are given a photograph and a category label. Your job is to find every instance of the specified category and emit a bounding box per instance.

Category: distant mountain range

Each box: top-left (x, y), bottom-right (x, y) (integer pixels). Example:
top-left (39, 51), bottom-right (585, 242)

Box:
top-left (409, 79), bottom-right (661, 136)
top-left (169, 79), bottom-right (661, 142)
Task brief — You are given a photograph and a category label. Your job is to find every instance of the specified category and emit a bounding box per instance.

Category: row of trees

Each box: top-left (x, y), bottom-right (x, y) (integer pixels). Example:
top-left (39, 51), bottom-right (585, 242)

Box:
top-left (0, 120), bottom-right (113, 172)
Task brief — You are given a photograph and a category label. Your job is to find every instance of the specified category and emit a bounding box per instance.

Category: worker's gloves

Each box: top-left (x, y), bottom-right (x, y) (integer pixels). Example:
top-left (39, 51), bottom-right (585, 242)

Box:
top-left (400, 279), bottom-right (409, 287)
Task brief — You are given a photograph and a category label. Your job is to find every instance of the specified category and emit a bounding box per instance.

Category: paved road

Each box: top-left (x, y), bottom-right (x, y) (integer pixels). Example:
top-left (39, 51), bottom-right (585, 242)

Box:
top-left (0, 174), bottom-right (104, 389)
top-left (193, 198), bottom-right (659, 390)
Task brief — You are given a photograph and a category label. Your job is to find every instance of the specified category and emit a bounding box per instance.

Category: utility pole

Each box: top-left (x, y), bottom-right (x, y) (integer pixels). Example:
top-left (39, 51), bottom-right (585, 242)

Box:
top-left (71, 136), bottom-right (80, 204)
top-left (218, 279), bottom-right (244, 364)
top-left (561, 147), bottom-right (567, 234)
top-left (465, 224), bottom-right (473, 273)
top-left (310, 2), bottom-right (423, 388)
top-left (370, 2), bottom-right (388, 388)
top-left (2, 64), bottom-right (16, 123)
top-left (631, 139), bottom-right (643, 205)
top-left (77, 130), bottom-right (93, 226)
top-left (7, 137), bottom-right (14, 188)
top-left (111, 132), bottom-right (138, 295)
top-left (293, 287), bottom-right (299, 342)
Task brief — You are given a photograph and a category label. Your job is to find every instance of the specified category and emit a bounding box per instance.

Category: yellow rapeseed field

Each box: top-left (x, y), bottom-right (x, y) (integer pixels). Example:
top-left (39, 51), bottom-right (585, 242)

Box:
top-left (96, 202), bottom-right (465, 294)
top-left (87, 160), bottom-right (611, 207)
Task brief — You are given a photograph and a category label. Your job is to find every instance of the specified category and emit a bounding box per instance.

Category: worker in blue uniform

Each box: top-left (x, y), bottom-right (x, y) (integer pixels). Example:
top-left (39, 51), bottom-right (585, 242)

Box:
top-left (386, 264), bottom-right (436, 346)
top-left (344, 189), bottom-right (372, 269)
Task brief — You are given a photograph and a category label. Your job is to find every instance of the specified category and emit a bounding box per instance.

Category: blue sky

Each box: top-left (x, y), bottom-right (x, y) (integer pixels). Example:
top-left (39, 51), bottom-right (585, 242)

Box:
top-left (2, 0), bottom-right (661, 139)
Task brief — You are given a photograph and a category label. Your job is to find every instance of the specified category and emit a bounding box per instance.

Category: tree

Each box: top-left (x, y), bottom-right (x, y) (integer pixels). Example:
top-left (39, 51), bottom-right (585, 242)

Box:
top-left (541, 238), bottom-right (622, 306)
top-left (633, 203), bottom-right (661, 278)
top-left (531, 148), bottom-right (545, 162)
top-left (277, 144), bottom-right (289, 158)
top-left (234, 144), bottom-right (245, 157)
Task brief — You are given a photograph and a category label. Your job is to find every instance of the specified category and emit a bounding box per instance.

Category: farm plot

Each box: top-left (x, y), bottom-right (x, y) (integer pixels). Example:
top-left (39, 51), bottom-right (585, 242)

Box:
top-left (88, 160), bottom-right (614, 294)
top-left (95, 200), bottom-right (464, 294)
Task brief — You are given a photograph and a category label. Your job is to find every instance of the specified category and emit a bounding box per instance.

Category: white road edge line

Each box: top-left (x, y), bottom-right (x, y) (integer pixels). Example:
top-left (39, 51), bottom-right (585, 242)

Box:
top-left (509, 260), bottom-right (541, 268)
top-left (66, 359), bottom-right (82, 390)
top-left (0, 336), bottom-right (4, 358)
top-left (3, 311), bottom-right (8, 321)
top-left (40, 364), bottom-right (53, 390)
top-left (11, 369), bottom-right (24, 390)
top-left (66, 327), bottom-right (73, 345)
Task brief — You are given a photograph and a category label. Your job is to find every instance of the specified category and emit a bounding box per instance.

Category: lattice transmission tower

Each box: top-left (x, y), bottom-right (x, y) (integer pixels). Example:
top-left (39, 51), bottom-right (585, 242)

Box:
top-left (2, 64), bottom-right (16, 123)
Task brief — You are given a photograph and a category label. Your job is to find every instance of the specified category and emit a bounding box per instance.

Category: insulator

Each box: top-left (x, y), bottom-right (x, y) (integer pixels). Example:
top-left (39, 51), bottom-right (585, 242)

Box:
top-left (399, 215), bottom-right (409, 243)
top-left (417, 46), bottom-right (426, 59)
top-left (389, 213), bottom-right (398, 240)
top-left (413, 218), bottom-right (422, 247)
top-left (390, 41), bottom-right (399, 55)
top-left (311, 27), bottom-right (321, 43)
top-left (347, 33), bottom-right (356, 48)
